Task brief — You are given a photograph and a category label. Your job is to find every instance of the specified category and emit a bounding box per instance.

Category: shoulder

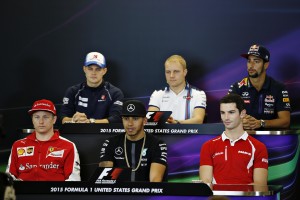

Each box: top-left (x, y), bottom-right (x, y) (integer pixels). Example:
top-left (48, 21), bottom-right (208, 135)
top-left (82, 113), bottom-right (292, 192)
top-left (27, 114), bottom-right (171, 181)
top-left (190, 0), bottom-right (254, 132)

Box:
top-left (58, 136), bottom-right (77, 147)
top-left (104, 81), bottom-right (123, 93)
top-left (12, 137), bottom-right (28, 147)
top-left (204, 135), bottom-right (222, 145)
top-left (106, 133), bottom-right (125, 143)
top-left (146, 133), bottom-right (166, 145)
top-left (247, 135), bottom-right (267, 148)
top-left (150, 87), bottom-right (168, 96)
top-left (65, 82), bottom-right (85, 93)
top-left (189, 85), bottom-right (206, 94)
top-left (268, 76), bottom-right (286, 89)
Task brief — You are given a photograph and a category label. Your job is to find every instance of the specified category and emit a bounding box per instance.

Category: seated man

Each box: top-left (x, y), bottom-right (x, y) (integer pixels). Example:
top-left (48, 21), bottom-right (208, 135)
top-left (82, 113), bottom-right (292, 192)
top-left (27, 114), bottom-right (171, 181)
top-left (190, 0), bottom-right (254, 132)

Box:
top-left (199, 94), bottom-right (268, 185)
top-left (99, 100), bottom-right (168, 182)
top-left (148, 55), bottom-right (207, 124)
top-left (6, 99), bottom-right (81, 181)
top-left (61, 51), bottom-right (124, 124)
top-left (228, 44), bottom-right (291, 129)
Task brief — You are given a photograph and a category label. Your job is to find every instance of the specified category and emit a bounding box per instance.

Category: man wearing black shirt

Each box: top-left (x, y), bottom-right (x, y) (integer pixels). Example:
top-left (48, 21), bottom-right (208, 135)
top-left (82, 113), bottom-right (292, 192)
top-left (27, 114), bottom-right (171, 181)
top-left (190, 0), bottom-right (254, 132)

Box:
top-left (229, 44), bottom-right (291, 129)
top-left (99, 100), bottom-right (168, 182)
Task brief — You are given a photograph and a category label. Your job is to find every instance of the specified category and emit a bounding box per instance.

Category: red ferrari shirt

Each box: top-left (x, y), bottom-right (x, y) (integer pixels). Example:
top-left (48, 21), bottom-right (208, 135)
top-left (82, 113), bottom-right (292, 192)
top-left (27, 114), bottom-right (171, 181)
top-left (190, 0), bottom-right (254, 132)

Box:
top-left (6, 131), bottom-right (81, 181)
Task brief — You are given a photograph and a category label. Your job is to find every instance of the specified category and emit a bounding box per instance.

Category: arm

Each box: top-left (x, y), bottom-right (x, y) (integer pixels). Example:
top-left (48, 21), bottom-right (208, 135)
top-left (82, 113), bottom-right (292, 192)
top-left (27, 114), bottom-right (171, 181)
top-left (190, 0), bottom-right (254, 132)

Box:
top-left (6, 146), bottom-right (22, 181)
top-left (176, 108), bottom-right (206, 124)
top-left (63, 112), bottom-right (89, 124)
top-left (148, 106), bottom-right (160, 111)
top-left (149, 163), bottom-right (166, 182)
top-left (199, 165), bottom-right (213, 184)
top-left (264, 111), bottom-right (290, 129)
top-left (253, 168), bottom-right (268, 185)
top-left (99, 138), bottom-right (115, 167)
top-left (106, 87), bottom-right (124, 123)
top-left (243, 111), bottom-right (290, 130)
top-left (177, 89), bottom-right (206, 124)
top-left (65, 143), bottom-right (81, 181)
top-left (61, 85), bottom-right (78, 124)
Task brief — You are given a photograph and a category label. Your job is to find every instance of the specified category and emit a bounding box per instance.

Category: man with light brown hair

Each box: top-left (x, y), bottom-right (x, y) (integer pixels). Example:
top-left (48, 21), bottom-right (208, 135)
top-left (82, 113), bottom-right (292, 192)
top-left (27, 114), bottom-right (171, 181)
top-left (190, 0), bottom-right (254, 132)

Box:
top-left (148, 55), bottom-right (207, 124)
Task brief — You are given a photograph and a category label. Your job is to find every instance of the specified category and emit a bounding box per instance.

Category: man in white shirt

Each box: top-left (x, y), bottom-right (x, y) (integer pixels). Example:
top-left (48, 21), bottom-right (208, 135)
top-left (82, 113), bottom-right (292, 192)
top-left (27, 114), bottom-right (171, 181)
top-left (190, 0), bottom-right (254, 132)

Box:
top-left (148, 55), bottom-right (207, 124)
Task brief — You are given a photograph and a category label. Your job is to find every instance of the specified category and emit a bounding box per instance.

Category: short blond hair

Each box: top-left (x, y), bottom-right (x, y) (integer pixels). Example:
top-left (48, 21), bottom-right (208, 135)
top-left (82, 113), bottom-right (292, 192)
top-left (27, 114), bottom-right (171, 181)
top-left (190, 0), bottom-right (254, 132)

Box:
top-left (165, 55), bottom-right (187, 70)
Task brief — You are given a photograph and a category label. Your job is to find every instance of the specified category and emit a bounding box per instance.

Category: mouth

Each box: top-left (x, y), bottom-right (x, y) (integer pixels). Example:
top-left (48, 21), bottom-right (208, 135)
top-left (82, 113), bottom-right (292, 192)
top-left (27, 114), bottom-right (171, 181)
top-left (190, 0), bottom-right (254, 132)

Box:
top-left (223, 121), bottom-right (231, 126)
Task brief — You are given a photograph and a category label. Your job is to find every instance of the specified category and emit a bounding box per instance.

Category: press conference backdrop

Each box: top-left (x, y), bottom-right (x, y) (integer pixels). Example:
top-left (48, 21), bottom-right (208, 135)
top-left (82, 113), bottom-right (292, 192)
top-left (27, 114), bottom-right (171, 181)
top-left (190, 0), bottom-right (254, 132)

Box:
top-left (1, 0), bottom-right (300, 199)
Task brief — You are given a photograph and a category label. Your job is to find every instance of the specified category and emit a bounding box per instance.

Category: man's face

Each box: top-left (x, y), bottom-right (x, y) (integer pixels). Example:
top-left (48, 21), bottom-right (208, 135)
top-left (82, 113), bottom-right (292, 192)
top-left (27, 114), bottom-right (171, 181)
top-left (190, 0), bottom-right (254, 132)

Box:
top-left (32, 111), bottom-right (56, 134)
top-left (247, 55), bottom-right (267, 78)
top-left (220, 103), bottom-right (243, 130)
top-left (122, 116), bottom-right (146, 140)
top-left (165, 61), bottom-right (187, 88)
top-left (83, 65), bottom-right (107, 86)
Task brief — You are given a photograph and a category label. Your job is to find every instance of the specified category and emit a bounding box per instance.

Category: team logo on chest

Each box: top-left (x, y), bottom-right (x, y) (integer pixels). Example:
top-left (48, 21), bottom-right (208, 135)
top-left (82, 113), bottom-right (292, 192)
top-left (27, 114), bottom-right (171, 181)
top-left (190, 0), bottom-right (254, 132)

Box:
top-left (46, 146), bottom-right (64, 158)
top-left (17, 146), bottom-right (35, 157)
top-left (115, 147), bottom-right (123, 155)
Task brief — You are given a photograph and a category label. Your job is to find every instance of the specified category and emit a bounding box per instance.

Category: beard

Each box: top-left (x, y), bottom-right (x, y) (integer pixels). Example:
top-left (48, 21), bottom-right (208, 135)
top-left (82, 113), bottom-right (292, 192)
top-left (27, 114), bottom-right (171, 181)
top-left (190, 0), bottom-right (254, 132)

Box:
top-left (248, 72), bottom-right (259, 78)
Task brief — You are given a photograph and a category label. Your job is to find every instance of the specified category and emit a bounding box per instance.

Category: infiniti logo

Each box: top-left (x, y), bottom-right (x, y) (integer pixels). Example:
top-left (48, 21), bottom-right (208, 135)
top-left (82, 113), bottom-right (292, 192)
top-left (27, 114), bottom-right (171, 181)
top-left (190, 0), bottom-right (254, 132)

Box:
top-left (242, 92), bottom-right (249, 96)
top-left (115, 147), bottom-right (123, 155)
top-left (127, 104), bottom-right (135, 112)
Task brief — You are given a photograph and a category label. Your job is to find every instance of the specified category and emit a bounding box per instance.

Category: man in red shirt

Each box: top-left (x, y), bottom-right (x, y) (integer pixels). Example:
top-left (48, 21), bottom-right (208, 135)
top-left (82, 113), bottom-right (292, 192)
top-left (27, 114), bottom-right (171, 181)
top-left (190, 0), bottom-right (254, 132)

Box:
top-left (199, 94), bottom-right (268, 185)
top-left (6, 99), bottom-right (81, 181)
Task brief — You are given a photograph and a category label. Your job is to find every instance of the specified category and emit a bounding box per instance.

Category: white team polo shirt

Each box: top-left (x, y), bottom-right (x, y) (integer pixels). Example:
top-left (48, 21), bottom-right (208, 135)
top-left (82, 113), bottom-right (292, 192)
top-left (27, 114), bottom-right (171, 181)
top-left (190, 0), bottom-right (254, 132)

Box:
top-left (148, 83), bottom-right (206, 120)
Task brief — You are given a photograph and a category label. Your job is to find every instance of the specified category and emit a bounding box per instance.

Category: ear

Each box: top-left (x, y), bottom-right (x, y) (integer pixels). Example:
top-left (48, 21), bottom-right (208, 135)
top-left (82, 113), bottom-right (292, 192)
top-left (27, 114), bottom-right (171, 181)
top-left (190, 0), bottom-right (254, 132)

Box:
top-left (143, 117), bottom-right (147, 125)
top-left (263, 62), bottom-right (269, 70)
top-left (184, 68), bottom-right (188, 76)
top-left (53, 115), bottom-right (57, 125)
top-left (240, 109), bottom-right (246, 118)
top-left (102, 67), bottom-right (108, 75)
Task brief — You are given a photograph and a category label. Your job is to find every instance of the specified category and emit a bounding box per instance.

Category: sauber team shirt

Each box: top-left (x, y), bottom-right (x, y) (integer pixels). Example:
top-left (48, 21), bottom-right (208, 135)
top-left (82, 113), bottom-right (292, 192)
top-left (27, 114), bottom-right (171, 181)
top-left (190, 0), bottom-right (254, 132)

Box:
top-left (6, 131), bottom-right (81, 181)
top-left (148, 83), bottom-right (206, 120)
top-left (61, 81), bottom-right (124, 123)
top-left (200, 132), bottom-right (268, 184)
top-left (228, 76), bottom-right (291, 120)
top-left (100, 132), bottom-right (168, 182)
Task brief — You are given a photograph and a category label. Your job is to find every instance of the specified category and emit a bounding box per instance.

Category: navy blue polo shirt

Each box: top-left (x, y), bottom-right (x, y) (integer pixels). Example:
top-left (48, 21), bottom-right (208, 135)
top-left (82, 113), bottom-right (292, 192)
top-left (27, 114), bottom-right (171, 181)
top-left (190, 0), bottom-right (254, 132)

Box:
top-left (228, 76), bottom-right (291, 120)
top-left (61, 81), bottom-right (124, 123)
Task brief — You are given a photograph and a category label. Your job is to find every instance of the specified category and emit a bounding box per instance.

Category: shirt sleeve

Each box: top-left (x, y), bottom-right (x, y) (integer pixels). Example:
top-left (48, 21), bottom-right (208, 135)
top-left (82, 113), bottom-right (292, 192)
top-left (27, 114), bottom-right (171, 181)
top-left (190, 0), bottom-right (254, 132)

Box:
top-left (253, 142), bottom-right (269, 169)
top-left (200, 141), bottom-right (213, 166)
top-left (228, 82), bottom-right (239, 94)
top-left (6, 144), bottom-right (19, 180)
top-left (148, 90), bottom-right (162, 109)
top-left (64, 142), bottom-right (81, 181)
top-left (152, 139), bottom-right (168, 166)
top-left (99, 138), bottom-right (115, 162)
top-left (276, 85), bottom-right (291, 111)
top-left (193, 90), bottom-right (207, 109)
top-left (60, 86), bottom-right (77, 120)
top-left (107, 88), bottom-right (124, 123)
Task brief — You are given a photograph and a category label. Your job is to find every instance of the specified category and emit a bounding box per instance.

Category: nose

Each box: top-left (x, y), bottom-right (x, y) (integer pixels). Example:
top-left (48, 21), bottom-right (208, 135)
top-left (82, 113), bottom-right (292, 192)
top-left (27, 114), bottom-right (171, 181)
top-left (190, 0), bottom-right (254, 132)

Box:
top-left (127, 117), bottom-right (134, 125)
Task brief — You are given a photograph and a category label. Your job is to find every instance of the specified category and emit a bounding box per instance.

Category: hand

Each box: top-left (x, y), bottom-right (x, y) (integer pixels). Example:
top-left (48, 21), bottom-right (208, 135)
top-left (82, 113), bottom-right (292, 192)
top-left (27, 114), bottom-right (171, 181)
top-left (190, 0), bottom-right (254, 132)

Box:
top-left (72, 112), bottom-right (88, 123)
top-left (243, 114), bottom-right (260, 130)
top-left (167, 116), bottom-right (179, 124)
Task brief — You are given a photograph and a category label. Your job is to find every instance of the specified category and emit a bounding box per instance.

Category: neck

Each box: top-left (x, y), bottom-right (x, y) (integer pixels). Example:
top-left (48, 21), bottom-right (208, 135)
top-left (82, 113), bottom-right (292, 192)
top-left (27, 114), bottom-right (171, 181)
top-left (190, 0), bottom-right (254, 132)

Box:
top-left (170, 83), bottom-right (186, 95)
top-left (225, 126), bottom-right (244, 140)
top-left (126, 131), bottom-right (145, 141)
top-left (87, 80), bottom-right (102, 88)
top-left (35, 130), bottom-right (55, 141)
top-left (249, 74), bottom-right (266, 91)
